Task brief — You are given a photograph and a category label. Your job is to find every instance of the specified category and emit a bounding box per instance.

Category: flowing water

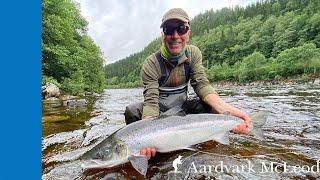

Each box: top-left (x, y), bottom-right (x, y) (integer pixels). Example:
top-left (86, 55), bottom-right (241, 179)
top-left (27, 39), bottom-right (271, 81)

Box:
top-left (42, 84), bottom-right (320, 179)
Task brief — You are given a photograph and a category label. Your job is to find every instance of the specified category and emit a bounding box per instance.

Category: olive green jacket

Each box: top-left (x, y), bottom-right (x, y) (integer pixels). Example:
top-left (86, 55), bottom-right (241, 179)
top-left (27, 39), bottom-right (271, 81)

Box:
top-left (141, 45), bottom-right (217, 118)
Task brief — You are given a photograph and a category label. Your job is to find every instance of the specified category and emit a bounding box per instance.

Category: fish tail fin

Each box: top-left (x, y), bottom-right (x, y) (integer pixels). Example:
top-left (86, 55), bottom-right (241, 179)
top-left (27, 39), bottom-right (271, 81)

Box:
top-left (251, 111), bottom-right (267, 127)
top-left (250, 111), bottom-right (267, 140)
top-left (250, 126), bottom-right (265, 140)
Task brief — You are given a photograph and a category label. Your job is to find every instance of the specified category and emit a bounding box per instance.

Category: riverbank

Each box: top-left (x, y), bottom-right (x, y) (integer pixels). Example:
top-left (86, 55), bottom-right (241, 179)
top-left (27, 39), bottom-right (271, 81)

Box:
top-left (105, 73), bottom-right (320, 89)
top-left (213, 73), bottom-right (320, 87)
top-left (42, 93), bottom-right (101, 137)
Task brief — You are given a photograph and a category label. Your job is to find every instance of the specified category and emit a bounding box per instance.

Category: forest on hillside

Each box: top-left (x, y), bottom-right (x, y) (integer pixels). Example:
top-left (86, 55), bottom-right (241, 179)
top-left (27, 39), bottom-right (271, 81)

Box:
top-left (42, 0), bottom-right (106, 94)
top-left (105, 0), bottom-right (320, 88)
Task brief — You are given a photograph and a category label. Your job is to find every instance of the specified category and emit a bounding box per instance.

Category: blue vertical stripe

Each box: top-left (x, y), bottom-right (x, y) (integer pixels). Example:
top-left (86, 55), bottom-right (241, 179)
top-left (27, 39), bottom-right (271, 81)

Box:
top-left (0, 0), bottom-right (41, 179)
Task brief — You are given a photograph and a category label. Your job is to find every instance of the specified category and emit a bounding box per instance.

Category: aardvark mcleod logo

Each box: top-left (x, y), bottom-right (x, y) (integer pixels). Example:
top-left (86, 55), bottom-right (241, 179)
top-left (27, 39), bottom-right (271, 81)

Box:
top-left (172, 155), bottom-right (183, 173)
top-left (169, 154), bottom-right (320, 175)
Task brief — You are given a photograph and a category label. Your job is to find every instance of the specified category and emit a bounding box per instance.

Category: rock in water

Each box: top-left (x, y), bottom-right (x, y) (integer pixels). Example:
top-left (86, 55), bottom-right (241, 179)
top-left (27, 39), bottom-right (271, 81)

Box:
top-left (42, 83), bottom-right (60, 99)
top-left (64, 99), bottom-right (87, 108)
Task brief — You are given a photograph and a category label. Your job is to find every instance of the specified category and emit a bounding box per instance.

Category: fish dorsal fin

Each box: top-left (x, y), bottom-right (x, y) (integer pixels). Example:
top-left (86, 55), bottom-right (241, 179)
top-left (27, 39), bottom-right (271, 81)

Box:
top-left (213, 131), bottom-right (230, 145)
top-left (128, 156), bottom-right (149, 176)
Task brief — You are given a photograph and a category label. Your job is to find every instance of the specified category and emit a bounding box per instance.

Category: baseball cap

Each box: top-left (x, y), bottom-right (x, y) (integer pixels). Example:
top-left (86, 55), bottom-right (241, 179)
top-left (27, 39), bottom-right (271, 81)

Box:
top-left (160, 8), bottom-right (190, 27)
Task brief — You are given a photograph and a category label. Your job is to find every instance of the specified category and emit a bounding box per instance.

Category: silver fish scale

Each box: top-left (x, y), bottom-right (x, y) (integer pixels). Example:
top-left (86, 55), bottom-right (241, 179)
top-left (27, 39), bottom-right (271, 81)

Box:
top-left (114, 114), bottom-right (242, 154)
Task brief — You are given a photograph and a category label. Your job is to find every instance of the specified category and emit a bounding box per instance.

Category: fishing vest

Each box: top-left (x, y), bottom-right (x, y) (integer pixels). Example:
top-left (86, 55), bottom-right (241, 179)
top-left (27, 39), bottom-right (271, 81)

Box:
top-left (155, 51), bottom-right (191, 111)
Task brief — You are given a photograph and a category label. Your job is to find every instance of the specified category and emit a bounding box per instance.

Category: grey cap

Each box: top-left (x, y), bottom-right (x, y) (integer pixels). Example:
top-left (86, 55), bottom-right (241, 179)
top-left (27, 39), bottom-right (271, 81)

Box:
top-left (160, 8), bottom-right (189, 27)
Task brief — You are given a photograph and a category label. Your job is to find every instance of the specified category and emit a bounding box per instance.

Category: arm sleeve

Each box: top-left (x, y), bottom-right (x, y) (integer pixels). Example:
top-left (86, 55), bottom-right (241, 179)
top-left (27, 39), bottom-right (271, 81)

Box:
top-left (141, 57), bottom-right (161, 118)
top-left (189, 46), bottom-right (218, 100)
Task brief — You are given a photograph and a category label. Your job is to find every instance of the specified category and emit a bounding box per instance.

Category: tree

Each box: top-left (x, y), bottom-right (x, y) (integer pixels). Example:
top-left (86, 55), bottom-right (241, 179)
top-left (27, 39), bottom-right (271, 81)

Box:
top-left (236, 51), bottom-right (267, 81)
top-left (42, 0), bottom-right (105, 94)
top-left (275, 43), bottom-right (320, 76)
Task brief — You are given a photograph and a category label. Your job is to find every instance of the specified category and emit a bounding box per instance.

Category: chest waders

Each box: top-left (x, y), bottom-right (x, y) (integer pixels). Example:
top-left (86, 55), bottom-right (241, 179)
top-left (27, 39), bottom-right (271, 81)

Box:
top-left (125, 50), bottom-right (212, 125)
top-left (155, 52), bottom-right (191, 112)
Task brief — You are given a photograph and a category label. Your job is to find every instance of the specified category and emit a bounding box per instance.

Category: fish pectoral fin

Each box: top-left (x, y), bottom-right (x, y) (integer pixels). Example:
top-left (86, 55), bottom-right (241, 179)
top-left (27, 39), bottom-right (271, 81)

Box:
top-left (81, 160), bottom-right (104, 170)
top-left (212, 132), bottom-right (230, 145)
top-left (128, 155), bottom-right (149, 176)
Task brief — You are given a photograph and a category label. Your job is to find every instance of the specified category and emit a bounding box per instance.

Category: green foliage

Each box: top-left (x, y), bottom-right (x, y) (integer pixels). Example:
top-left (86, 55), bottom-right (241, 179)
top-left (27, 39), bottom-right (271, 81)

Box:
top-left (42, 0), bottom-right (105, 94)
top-left (42, 75), bottom-right (61, 88)
top-left (297, 74), bottom-right (310, 83)
top-left (275, 75), bottom-right (282, 80)
top-left (206, 62), bottom-right (234, 82)
top-left (235, 51), bottom-right (268, 82)
top-left (61, 70), bottom-right (85, 95)
top-left (105, 0), bottom-right (320, 86)
top-left (275, 43), bottom-right (320, 76)
top-left (310, 56), bottom-right (320, 73)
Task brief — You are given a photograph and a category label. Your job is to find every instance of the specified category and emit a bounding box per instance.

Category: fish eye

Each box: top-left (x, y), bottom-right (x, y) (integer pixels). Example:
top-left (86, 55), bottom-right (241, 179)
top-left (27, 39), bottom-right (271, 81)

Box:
top-left (93, 149), bottom-right (109, 159)
top-left (104, 149), bottom-right (109, 154)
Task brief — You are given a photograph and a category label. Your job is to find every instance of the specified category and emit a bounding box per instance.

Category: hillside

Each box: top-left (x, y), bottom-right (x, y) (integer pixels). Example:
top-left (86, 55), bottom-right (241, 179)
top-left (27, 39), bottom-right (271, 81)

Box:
top-left (105, 0), bottom-right (320, 88)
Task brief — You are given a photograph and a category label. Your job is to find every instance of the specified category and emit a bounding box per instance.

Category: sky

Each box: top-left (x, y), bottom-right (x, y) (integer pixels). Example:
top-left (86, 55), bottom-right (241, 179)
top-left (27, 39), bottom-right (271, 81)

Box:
top-left (75, 0), bottom-right (258, 64)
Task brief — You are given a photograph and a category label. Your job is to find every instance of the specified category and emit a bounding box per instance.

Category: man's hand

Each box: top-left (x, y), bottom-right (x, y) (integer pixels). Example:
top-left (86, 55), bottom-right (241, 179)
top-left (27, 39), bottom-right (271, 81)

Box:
top-left (140, 116), bottom-right (157, 157)
top-left (140, 116), bottom-right (156, 158)
top-left (203, 93), bottom-right (251, 135)
top-left (231, 110), bottom-right (251, 134)
top-left (140, 147), bottom-right (156, 158)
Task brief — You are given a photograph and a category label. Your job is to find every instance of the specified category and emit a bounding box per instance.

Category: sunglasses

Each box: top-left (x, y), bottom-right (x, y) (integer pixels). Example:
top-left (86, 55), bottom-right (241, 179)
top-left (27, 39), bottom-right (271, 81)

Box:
top-left (163, 25), bottom-right (189, 36)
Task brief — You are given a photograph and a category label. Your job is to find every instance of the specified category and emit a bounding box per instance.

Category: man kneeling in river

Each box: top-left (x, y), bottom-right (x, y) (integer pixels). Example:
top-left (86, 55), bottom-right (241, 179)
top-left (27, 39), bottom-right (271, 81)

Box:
top-left (124, 8), bottom-right (251, 158)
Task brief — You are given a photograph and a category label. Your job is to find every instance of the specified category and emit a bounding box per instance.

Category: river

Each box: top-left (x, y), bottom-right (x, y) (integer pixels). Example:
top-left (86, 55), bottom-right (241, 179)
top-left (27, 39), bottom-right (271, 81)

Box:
top-left (42, 84), bottom-right (320, 179)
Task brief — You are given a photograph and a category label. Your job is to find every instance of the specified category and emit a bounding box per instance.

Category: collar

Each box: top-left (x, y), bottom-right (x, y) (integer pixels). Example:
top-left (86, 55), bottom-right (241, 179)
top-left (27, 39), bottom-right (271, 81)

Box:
top-left (160, 44), bottom-right (188, 66)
